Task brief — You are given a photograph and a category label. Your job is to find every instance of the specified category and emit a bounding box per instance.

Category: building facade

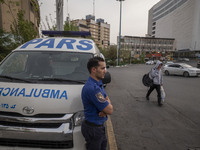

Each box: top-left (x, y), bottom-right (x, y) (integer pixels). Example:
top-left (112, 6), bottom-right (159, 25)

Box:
top-left (148, 0), bottom-right (200, 57)
top-left (0, 0), bottom-right (40, 34)
top-left (72, 15), bottom-right (110, 49)
top-left (120, 36), bottom-right (175, 60)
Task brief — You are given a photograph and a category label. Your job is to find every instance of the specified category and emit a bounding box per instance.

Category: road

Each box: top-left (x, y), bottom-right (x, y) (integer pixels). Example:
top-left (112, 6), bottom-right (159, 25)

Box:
top-left (105, 64), bottom-right (200, 150)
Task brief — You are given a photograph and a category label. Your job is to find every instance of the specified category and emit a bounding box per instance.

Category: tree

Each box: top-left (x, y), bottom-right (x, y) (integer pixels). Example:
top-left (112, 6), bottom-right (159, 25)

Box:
top-left (0, 0), bottom-right (38, 60)
top-left (45, 15), bottom-right (56, 31)
top-left (10, 10), bottom-right (38, 43)
top-left (101, 45), bottom-right (117, 66)
top-left (64, 20), bottom-right (79, 31)
top-left (0, 0), bottom-right (38, 43)
top-left (0, 29), bottom-right (20, 61)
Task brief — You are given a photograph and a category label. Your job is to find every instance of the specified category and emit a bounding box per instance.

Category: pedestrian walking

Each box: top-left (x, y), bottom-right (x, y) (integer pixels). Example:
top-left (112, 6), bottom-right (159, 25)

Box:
top-left (146, 60), bottom-right (163, 106)
top-left (81, 56), bottom-right (113, 150)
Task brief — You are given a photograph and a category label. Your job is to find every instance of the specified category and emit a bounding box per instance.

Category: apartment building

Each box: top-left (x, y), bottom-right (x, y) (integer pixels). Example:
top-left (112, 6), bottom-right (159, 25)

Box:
top-left (0, 0), bottom-right (40, 34)
top-left (148, 0), bottom-right (200, 57)
top-left (72, 15), bottom-right (110, 49)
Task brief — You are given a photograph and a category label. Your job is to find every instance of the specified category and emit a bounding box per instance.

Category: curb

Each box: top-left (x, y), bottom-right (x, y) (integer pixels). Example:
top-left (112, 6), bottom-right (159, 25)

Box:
top-left (106, 116), bottom-right (118, 150)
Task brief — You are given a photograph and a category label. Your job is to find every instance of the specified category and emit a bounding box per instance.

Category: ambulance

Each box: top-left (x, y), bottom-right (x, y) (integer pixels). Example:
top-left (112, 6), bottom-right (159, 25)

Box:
top-left (0, 31), bottom-right (111, 149)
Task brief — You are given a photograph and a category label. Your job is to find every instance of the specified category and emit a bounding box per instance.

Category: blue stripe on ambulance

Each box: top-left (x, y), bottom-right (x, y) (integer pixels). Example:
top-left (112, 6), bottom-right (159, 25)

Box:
top-left (0, 87), bottom-right (68, 100)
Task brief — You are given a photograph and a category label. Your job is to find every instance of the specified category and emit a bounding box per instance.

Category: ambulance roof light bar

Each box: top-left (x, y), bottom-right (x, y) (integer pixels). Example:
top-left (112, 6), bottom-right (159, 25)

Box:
top-left (42, 30), bottom-right (91, 38)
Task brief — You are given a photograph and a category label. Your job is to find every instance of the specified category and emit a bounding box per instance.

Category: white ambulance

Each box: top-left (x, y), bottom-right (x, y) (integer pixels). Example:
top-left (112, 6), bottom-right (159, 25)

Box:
top-left (0, 31), bottom-right (111, 150)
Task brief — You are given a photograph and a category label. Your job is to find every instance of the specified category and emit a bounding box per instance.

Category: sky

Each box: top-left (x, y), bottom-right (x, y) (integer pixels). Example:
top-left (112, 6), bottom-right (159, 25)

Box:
top-left (38, 0), bottom-right (160, 44)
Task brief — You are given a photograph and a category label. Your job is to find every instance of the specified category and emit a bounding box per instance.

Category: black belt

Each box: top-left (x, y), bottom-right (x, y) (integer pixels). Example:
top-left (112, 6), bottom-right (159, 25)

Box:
top-left (84, 120), bottom-right (104, 127)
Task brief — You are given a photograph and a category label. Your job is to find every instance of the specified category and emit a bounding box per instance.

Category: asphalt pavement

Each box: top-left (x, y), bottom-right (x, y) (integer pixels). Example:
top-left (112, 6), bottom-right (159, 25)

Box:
top-left (105, 63), bottom-right (200, 150)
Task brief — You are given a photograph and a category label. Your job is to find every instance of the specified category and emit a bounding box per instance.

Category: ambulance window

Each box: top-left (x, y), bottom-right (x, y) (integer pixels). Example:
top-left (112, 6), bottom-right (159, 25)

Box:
top-left (51, 52), bottom-right (92, 78)
top-left (0, 51), bottom-right (93, 83)
top-left (0, 52), bottom-right (28, 75)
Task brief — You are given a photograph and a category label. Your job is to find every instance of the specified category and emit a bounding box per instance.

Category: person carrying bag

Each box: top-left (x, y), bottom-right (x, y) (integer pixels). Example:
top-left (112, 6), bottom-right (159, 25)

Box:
top-left (146, 60), bottom-right (164, 106)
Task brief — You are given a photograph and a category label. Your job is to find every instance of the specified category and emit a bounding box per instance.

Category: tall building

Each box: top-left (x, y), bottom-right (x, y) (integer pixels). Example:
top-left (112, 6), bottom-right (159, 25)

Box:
top-left (120, 36), bottom-right (175, 60)
top-left (72, 15), bottom-right (110, 49)
top-left (96, 18), bottom-right (110, 49)
top-left (148, 0), bottom-right (200, 56)
top-left (0, 0), bottom-right (40, 34)
top-left (72, 19), bottom-right (89, 32)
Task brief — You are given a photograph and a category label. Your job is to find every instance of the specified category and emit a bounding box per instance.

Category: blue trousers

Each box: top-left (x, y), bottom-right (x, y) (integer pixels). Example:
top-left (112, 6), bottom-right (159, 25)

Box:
top-left (81, 121), bottom-right (107, 150)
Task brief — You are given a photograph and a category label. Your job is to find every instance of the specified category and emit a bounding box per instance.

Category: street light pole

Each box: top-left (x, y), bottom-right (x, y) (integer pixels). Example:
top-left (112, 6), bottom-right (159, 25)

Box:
top-left (56, 0), bottom-right (64, 31)
top-left (117, 0), bottom-right (125, 66)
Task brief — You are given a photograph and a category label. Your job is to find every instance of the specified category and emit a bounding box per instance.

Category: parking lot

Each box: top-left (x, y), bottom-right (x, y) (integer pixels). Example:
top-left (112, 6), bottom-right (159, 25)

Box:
top-left (106, 63), bottom-right (200, 150)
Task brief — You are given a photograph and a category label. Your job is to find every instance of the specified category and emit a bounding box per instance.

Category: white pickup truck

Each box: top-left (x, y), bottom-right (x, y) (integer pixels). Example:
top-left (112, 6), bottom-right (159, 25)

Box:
top-left (0, 31), bottom-right (111, 150)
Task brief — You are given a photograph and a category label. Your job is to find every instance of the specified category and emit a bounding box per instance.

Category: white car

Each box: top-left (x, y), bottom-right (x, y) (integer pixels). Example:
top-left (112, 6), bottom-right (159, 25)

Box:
top-left (163, 63), bottom-right (200, 77)
top-left (164, 61), bottom-right (174, 67)
top-left (166, 61), bottom-right (174, 64)
top-left (183, 58), bottom-right (190, 62)
top-left (146, 60), bottom-right (154, 65)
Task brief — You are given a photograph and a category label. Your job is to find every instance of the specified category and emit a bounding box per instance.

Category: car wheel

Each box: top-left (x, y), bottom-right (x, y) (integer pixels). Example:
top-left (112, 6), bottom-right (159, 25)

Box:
top-left (183, 71), bottom-right (189, 77)
top-left (165, 70), bottom-right (169, 76)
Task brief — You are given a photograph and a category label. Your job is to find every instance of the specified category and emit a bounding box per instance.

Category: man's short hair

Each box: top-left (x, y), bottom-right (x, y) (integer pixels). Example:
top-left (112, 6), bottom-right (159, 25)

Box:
top-left (87, 56), bottom-right (105, 73)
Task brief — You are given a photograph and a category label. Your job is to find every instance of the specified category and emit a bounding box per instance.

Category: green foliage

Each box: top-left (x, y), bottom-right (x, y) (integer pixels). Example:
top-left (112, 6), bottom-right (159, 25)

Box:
top-left (139, 52), bottom-right (145, 63)
top-left (64, 20), bottom-right (79, 31)
top-left (0, 1), bottom-right (38, 61)
top-left (15, 1), bottom-right (19, 6)
top-left (120, 50), bottom-right (131, 64)
top-left (101, 46), bottom-right (145, 66)
top-left (10, 10), bottom-right (38, 43)
top-left (44, 18), bottom-right (79, 31)
top-left (50, 25), bottom-right (57, 31)
top-left (0, 29), bottom-right (20, 61)
top-left (130, 52), bottom-right (145, 64)
top-left (101, 45), bottom-right (117, 66)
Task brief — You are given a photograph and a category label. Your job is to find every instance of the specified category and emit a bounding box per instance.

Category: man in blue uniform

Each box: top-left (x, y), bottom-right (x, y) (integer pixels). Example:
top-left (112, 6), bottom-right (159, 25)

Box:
top-left (81, 56), bottom-right (113, 150)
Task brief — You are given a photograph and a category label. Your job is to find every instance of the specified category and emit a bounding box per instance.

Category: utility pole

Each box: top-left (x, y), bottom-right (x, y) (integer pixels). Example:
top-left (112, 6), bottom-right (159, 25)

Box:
top-left (93, 0), bottom-right (95, 16)
top-left (66, 0), bottom-right (70, 21)
top-left (56, 0), bottom-right (64, 31)
top-left (116, 0), bottom-right (125, 66)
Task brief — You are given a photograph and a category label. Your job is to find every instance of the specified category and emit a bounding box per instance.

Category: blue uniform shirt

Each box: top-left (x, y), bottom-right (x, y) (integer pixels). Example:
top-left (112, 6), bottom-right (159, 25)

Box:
top-left (81, 76), bottom-right (109, 125)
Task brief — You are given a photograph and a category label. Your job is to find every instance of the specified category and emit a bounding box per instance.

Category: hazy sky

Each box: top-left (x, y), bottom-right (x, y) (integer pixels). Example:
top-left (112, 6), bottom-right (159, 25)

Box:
top-left (39, 0), bottom-right (160, 44)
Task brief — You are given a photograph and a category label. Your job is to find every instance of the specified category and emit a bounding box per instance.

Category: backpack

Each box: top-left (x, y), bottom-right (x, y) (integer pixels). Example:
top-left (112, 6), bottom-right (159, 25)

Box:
top-left (142, 72), bottom-right (153, 87)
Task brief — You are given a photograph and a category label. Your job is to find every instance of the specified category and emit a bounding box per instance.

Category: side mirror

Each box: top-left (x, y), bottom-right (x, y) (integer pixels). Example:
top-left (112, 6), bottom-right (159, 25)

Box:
top-left (102, 71), bottom-right (111, 84)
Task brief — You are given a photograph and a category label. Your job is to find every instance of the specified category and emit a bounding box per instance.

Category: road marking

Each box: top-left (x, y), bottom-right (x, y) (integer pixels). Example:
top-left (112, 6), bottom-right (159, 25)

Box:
top-left (106, 116), bottom-right (118, 150)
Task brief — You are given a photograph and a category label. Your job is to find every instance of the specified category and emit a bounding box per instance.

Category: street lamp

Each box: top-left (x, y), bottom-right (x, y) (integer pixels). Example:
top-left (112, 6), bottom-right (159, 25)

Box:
top-left (116, 0), bottom-right (125, 66)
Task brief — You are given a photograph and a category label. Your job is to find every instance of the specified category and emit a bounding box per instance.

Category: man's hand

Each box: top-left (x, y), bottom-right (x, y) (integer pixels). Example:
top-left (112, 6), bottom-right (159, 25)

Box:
top-left (99, 111), bottom-right (107, 117)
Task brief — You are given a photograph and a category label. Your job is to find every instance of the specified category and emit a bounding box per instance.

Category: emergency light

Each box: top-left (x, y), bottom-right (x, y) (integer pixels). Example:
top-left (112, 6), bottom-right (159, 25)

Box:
top-left (42, 30), bottom-right (91, 38)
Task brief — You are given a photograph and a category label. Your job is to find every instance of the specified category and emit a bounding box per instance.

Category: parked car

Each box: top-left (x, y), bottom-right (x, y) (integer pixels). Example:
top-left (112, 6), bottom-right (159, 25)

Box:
top-left (177, 58), bottom-right (183, 61)
top-left (177, 57), bottom-right (190, 62)
top-left (146, 60), bottom-right (154, 65)
top-left (163, 63), bottom-right (200, 77)
top-left (164, 61), bottom-right (174, 66)
top-left (197, 60), bottom-right (200, 68)
top-left (183, 58), bottom-right (190, 62)
top-left (153, 60), bottom-right (157, 64)
top-left (166, 61), bottom-right (173, 64)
